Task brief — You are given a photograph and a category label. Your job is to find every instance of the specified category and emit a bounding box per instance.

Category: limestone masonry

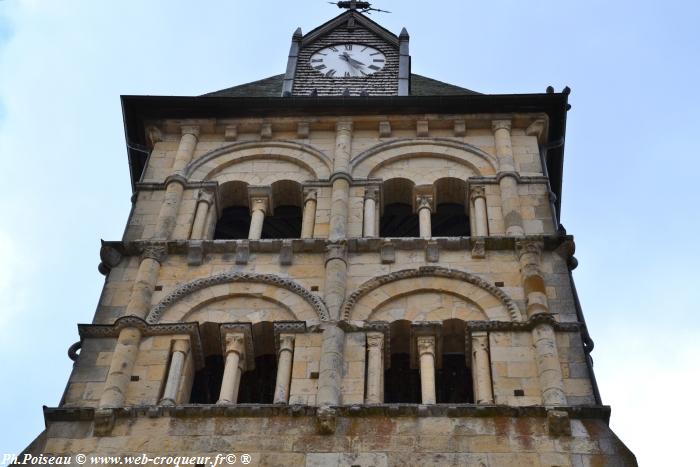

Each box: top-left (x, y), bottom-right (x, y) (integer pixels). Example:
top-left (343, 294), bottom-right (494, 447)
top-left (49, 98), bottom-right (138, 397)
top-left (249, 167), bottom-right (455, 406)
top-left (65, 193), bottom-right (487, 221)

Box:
top-left (22, 7), bottom-right (636, 467)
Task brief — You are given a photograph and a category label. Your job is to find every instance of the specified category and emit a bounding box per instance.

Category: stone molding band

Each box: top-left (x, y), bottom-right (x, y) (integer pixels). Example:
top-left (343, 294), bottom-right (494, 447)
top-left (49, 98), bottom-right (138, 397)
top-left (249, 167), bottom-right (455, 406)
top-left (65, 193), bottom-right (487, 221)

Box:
top-left (146, 271), bottom-right (330, 323)
top-left (78, 317), bottom-right (205, 370)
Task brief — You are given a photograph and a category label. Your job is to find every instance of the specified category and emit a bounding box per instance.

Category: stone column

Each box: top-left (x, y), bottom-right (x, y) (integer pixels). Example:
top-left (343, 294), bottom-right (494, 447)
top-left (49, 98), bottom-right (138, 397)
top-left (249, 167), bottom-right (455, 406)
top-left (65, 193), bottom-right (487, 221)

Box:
top-left (317, 243), bottom-right (347, 407)
top-left (492, 120), bottom-right (524, 236)
top-left (329, 122), bottom-right (352, 241)
top-left (217, 333), bottom-right (246, 404)
top-left (190, 189), bottom-right (214, 239)
top-left (516, 239), bottom-right (567, 405)
top-left (470, 185), bottom-right (488, 237)
top-left (300, 188), bottom-right (318, 239)
top-left (99, 246), bottom-right (166, 409)
top-left (248, 197), bottom-right (269, 240)
top-left (273, 334), bottom-right (295, 404)
top-left (363, 187), bottom-right (378, 237)
top-left (160, 339), bottom-right (190, 405)
top-left (365, 332), bottom-right (384, 404)
top-left (417, 336), bottom-right (437, 404)
top-left (470, 331), bottom-right (494, 404)
top-left (416, 194), bottom-right (433, 239)
top-left (154, 125), bottom-right (200, 240)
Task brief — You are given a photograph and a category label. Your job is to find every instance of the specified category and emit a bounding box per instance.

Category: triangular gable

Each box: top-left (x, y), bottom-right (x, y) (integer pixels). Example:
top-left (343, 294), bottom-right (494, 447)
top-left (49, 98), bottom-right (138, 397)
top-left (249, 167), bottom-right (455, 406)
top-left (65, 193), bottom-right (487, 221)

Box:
top-left (301, 10), bottom-right (399, 47)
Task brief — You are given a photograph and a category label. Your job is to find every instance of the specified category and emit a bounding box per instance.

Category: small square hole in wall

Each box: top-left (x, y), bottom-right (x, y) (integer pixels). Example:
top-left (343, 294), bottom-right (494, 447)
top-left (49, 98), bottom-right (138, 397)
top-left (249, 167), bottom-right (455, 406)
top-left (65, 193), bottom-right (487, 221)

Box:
top-left (154, 285), bottom-right (163, 291)
top-left (514, 389), bottom-right (524, 397)
top-left (311, 285), bottom-right (319, 291)
top-left (310, 371), bottom-right (319, 379)
top-left (131, 376), bottom-right (140, 382)
top-left (495, 281), bottom-right (504, 287)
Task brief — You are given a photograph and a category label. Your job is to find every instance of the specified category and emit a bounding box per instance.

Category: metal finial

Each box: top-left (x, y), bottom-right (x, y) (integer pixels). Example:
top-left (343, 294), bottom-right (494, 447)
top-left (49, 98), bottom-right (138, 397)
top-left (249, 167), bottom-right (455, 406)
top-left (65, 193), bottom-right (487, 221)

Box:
top-left (328, 1), bottom-right (391, 14)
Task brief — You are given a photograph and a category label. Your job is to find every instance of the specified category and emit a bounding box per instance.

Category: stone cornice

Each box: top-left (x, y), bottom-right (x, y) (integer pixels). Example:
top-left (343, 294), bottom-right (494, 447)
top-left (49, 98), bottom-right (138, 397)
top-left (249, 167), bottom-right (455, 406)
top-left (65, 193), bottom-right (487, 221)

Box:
top-left (78, 317), bottom-right (205, 370)
top-left (43, 403), bottom-right (611, 424)
top-left (100, 235), bottom-right (576, 259)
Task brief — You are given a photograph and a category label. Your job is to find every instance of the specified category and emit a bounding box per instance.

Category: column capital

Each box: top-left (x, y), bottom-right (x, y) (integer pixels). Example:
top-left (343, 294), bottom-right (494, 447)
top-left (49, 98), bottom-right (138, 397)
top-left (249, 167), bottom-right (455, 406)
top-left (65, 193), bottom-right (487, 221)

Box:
top-left (220, 323), bottom-right (255, 371)
top-left (172, 338), bottom-right (191, 355)
top-left (364, 186), bottom-right (379, 202)
top-left (469, 185), bottom-right (486, 202)
top-left (492, 119), bottom-right (512, 133)
top-left (278, 334), bottom-right (296, 353)
top-left (336, 121), bottom-right (353, 133)
top-left (416, 335), bottom-right (436, 357)
top-left (223, 333), bottom-right (246, 356)
top-left (303, 187), bottom-right (318, 203)
top-left (140, 245), bottom-right (167, 264)
top-left (180, 124), bottom-right (201, 138)
top-left (197, 188), bottom-right (215, 206)
top-left (366, 332), bottom-right (385, 349)
top-left (515, 238), bottom-right (544, 260)
top-left (416, 194), bottom-right (434, 212)
top-left (247, 186), bottom-right (272, 215)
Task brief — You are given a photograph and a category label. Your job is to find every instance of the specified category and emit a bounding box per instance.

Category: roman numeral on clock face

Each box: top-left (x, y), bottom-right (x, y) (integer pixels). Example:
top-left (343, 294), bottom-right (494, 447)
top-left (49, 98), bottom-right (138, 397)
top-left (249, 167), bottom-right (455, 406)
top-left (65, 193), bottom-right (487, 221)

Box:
top-left (314, 64), bottom-right (327, 70)
top-left (369, 65), bottom-right (381, 71)
top-left (325, 69), bottom-right (337, 77)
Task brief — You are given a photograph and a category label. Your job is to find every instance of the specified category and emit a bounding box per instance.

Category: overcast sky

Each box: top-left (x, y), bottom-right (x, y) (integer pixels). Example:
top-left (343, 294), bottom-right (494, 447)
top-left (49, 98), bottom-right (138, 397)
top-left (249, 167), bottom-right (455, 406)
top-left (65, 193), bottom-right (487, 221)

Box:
top-left (1, 1), bottom-right (698, 465)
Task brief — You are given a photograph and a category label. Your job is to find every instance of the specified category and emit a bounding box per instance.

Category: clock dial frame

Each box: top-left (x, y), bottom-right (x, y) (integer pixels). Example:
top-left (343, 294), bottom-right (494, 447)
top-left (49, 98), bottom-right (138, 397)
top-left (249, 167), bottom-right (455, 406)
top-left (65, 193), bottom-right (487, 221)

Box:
top-left (309, 44), bottom-right (386, 78)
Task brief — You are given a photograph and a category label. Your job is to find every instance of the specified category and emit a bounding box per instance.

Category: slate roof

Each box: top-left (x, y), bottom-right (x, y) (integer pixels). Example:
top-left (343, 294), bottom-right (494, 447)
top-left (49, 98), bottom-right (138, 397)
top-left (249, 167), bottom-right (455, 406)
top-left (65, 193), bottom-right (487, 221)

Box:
top-left (202, 73), bottom-right (480, 97)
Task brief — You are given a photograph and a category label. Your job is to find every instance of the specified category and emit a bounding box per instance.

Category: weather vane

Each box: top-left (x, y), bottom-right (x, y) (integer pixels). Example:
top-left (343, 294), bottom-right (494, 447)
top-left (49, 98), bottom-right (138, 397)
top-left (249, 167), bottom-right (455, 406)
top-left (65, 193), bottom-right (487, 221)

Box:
top-left (329, 1), bottom-right (391, 14)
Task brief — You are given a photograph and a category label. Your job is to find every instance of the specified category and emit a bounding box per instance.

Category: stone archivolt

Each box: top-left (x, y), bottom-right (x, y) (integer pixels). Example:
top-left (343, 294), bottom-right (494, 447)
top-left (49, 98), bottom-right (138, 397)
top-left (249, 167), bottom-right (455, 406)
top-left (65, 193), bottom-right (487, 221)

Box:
top-left (341, 266), bottom-right (522, 322)
top-left (146, 271), bottom-right (329, 323)
top-left (184, 140), bottom-right (333, 182)
top-left (350, 138), bottom-right (499, 179)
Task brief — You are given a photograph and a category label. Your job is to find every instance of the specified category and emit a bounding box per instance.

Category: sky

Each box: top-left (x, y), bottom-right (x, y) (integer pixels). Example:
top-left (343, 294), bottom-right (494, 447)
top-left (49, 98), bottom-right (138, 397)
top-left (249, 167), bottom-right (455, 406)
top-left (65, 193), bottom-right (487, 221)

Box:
top-left (0, 0), bottom-right (698, 464)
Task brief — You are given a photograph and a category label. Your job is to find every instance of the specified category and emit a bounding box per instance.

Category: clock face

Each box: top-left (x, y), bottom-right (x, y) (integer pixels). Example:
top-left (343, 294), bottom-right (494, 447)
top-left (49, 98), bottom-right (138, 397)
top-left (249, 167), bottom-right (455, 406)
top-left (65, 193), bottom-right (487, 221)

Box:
top-left (309, 44), bottom-right (386, 78)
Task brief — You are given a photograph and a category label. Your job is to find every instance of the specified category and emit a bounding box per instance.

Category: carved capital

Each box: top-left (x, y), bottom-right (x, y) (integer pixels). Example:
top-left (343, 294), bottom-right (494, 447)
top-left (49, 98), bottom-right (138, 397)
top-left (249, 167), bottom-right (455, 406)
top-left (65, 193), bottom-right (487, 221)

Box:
top-left (146, 126), bottom-right (162, 147)
top-left (278, 334), bottom-right (295, 353)
top-left (141, 245), bottom-right (167, 264)
top-left (416, 194), bottom-right (434, 212)
top-left (366, 332), bottom-right (384, 350)
top-left (492, 119), bottom-right (512, 133)
top-left (248, 186), bottom-right (272, 215)
top-left (224, 124), bottom-right (238, 141)
top-left (470, 185), bottom-right (486, 202)
top-left (336, 121), bottom-right (353, 133)
top-left (416, 335), bottom-right (436, 357)
top-left (364, 186), bottom-right (379, 202)
top-left (526, 118), bottom-right (547, 142)
top-left (316, 406), bottom-right (337, 435)
top-left (180, 124), bottom-right (200, 138)
top-left (93, 408), bottom-right (116, 437)
top-left (303, 188), bottom-right (318, 204)
top-left (515, 238), bottom-right (543, 261)
top-left (223, 333), bottom-right (246, 357)
top-left (197, 188), bottom-right (214, 206)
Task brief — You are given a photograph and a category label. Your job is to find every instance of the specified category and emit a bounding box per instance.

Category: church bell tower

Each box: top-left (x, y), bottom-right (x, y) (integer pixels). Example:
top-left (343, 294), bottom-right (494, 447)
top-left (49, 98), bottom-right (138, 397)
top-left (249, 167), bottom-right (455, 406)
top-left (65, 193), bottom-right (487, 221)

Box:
top-left (22, 3), bottom-right (636, 466)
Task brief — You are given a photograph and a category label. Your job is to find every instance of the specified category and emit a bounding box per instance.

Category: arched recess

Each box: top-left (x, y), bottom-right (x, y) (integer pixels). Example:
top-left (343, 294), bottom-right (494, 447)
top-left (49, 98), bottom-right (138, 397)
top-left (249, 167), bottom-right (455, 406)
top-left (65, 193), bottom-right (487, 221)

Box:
top-left (146, 272), bottom-right (329, 324)
top-left (341, 267), bottom-right (522, 322)
top-left (350, 139), bottom-right (498, 181)
top-left (184, 141), bottom-right (332, 183)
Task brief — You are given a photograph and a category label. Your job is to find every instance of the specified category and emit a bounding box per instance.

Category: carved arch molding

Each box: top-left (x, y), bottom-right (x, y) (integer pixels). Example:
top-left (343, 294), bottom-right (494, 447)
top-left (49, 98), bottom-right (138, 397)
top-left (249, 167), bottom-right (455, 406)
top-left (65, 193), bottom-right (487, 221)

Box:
top-left (146, 272), bottom-right (329, 323)
top-left (341, 266), bottom-right (523, 322)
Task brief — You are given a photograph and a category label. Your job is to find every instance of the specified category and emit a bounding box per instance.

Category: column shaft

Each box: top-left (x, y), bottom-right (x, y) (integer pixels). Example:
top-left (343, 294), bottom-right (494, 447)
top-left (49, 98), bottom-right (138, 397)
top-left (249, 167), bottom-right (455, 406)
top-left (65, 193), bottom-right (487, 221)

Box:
top-left (417, 336), bottom-right (436, 404)
top-left (273, 335), bottom-right (295, 404)
top-left (471, 332), bottom-right (494, 404)
top-left (172, 130), bottom-right (199, 172)
top-left (190, 200), bottom-right (210, 240)
top-left (365, 332), bottom-right (384, 404)
top-left (493, 120), bottom-right (524, 236)
top-left (317, 324), bottom-right (345, 406)
top-left (533, 323), bottom-right (567, 405)
top-left (418, 206), bottom-right (432, 238)
top-left (160, 340), bottom-right (190, 405)
top-left (248, 208), bottom-right (266, 240)
top-left (363, 196), bottom-right (376, 237)
top-left (473, 195), bottom-right (488, 237)
top-left (329, 178), bottom-right (349, 241)
top-left (218, 351), bottom-right (241, 404)
top-left (300, 190), bottom-right (318, 239)
top-left (99, 327), bottom-right (141, 408)
top-left (124, 256), bottom-right (161, 319)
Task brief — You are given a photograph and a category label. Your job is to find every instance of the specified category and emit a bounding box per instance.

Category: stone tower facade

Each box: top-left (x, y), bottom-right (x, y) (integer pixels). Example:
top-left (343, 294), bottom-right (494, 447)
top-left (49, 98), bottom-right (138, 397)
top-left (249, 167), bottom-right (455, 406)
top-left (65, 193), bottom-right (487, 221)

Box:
top-left (24, 8), bottom-right (637, 467)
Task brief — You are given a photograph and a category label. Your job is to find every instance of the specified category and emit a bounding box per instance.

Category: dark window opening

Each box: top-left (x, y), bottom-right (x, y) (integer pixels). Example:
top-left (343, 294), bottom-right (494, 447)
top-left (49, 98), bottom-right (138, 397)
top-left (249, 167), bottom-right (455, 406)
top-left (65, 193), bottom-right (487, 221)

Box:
top-left (380, 203), bottom-right (419, 237)
top-left (214, 206), bottom-right (250, 240)
top-left (189, 355), bottom-right (224, 404)
top-left (261, 205), bottom-right (302, 239)
top-left (436, 353), bottom-right (473, 403)
top-left (384, 353), bottom-right (421, 403)
top-left (432, 203), bottom-right (469, 237)
top-left (237, 354), bottom-right (277, 404)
